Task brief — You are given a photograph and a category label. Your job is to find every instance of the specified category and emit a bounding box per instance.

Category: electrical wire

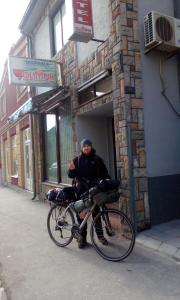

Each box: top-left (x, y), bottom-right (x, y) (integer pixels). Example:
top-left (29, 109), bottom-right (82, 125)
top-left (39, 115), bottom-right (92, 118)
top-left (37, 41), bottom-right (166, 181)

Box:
top-left (159, 55), bottom-right (180, 119)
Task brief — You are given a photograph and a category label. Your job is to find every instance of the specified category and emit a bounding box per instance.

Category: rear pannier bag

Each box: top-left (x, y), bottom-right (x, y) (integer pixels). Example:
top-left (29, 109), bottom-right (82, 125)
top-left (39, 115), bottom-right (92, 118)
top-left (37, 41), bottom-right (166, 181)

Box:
top-left (46, 187), bottom-right (77, 203)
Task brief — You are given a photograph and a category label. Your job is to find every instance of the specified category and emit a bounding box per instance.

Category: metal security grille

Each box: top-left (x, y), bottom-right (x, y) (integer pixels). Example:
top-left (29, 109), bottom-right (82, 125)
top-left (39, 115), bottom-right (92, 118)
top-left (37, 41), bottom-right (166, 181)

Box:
top-left (156, 17), bottom-right (173, 42)
top-left (144, 12), bottom-right (153, 45)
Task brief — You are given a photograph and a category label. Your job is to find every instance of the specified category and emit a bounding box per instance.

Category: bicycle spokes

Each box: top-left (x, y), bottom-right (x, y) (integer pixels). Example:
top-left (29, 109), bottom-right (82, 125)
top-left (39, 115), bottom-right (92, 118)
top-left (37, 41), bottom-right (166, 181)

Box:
top-left (90, 209), bottom-right (135, 261)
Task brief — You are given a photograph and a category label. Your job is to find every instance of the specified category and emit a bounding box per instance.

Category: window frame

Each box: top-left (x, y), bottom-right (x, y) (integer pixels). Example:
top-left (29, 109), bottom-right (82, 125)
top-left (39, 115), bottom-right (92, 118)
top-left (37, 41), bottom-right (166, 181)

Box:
top-left (51, 1), bottom-right (65, 56)
top-left (78, 72), bottom-right (113, 105)
top-left (42, 100), bottom-right (73, 184)
top-left (16, 85), bottom-right (27, 102)
top-left (0, 89), bottom-right (7, 120)
top-left (44, 112), bottom-right (59, 183)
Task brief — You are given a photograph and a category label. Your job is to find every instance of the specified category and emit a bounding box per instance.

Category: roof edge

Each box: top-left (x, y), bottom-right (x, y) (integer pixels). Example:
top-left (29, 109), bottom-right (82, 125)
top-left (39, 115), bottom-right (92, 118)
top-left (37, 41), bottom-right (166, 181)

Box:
top-left (19, 0), bottom-right (37, 32)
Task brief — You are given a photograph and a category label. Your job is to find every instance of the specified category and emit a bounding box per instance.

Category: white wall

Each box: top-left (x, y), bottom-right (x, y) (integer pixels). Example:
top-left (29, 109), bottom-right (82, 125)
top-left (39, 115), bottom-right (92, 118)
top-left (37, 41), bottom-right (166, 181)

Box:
top-left (34, 16), bottom-right (52, 95)
top-left (77, 0), bottom-right (110, 64)
top-left (138, 0), bottom-right (180, 177)
top-left (76, 116), bottom-right (115, 177)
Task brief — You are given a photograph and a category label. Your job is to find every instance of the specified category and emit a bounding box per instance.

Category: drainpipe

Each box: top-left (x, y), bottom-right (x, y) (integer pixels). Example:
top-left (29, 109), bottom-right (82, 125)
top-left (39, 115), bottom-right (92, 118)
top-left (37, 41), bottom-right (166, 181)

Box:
top-left (174, 0), bottom-right (180, 96)
top-left (127, 127), bottom-right (137, 234)
top-left (30, 113), bottom-right (36, 200)
top-left (26, 33), bottom-right (37, 200)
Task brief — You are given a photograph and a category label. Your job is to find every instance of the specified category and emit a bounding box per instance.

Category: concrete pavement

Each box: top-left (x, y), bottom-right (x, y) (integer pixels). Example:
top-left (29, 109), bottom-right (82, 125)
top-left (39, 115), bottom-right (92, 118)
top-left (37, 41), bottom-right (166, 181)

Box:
top-left (0, 185), bottom-right (180, 300)
top-left (136, 219), bottom-right (180, 261)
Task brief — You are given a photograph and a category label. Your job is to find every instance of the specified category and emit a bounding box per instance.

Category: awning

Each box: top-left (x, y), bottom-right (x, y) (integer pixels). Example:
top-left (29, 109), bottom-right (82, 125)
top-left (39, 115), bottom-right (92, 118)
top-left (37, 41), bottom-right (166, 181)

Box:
top-left (32, 86), bottom-right (70, 113)
top-left (9, 98), bottom-right (33, 123)
top-left (9, 86), bottom-right (70, 123)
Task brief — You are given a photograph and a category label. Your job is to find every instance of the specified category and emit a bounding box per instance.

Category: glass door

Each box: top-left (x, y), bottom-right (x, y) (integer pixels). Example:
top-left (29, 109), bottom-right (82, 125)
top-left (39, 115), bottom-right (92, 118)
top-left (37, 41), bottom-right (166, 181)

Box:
top-left (23, 128), bottom-right (32, 191)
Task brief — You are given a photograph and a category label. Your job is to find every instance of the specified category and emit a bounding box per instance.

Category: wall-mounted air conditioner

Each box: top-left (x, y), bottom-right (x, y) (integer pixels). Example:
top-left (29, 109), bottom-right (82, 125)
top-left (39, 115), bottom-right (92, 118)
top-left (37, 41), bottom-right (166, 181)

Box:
top-left (144, 11), bottom-right (180, 52)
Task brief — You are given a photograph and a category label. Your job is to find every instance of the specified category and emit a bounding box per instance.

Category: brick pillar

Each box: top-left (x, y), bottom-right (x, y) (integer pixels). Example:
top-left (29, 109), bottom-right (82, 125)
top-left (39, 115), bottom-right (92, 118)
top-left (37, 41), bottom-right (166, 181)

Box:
top-left (111, 0), bottom-right (150, 230)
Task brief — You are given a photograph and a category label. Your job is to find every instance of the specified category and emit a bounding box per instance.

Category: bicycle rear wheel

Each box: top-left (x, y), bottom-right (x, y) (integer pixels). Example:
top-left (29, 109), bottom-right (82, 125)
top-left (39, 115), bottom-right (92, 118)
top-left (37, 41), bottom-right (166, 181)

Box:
top-left (90, 208), bottom-right (135, 262)
top-left (47, 204), bottom-right (75, 247)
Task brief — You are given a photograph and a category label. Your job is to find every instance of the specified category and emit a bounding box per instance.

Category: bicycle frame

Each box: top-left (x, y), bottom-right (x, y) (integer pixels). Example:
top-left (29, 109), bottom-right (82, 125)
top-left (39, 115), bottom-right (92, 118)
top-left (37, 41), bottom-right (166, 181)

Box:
top-left (61, 201), bottom-right (102, 232)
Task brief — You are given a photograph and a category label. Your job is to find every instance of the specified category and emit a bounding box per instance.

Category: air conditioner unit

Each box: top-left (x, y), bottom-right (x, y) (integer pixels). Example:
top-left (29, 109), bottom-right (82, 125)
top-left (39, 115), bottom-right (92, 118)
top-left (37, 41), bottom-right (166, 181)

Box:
top-left (144, 11), bottom-right (180, 52)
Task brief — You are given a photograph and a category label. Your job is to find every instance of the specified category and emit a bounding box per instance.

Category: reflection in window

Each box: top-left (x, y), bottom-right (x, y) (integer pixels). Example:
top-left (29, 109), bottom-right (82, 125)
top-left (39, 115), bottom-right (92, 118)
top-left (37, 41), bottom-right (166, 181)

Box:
top-left (95, 76), bottom-right (112, 96)
top-left (53, 9), bottom-right (63, 53)
top-left (45, 114), bottom-right (58, 182)
top-left (59, 101), bottom-right (73, 184)
top-left (52, 1), bottom-right (73, 54)
top-left (78, 76), bottom-right (112, 105)
top-left (44, 101), bottom-right (73, 184)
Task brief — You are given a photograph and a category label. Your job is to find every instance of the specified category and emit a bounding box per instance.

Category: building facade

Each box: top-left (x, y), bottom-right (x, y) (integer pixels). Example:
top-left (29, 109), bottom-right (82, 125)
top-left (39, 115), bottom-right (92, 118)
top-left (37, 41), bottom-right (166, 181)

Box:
top-left (0, 36), bottom-right (33, 192)
top-left (1, 0), bottom-right (180, 230)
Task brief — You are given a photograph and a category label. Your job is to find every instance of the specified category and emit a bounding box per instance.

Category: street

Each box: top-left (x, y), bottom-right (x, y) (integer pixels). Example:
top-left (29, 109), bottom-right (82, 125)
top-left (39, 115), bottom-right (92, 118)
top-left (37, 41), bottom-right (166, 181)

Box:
top-left (0, 186), bottom-right (180, 300)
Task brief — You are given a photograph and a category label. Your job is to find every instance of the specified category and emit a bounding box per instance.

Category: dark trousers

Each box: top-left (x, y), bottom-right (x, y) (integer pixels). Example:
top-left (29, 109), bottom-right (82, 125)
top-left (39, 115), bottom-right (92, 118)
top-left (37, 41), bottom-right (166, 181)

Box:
top-left (76, 205), bottom-right (103, 240)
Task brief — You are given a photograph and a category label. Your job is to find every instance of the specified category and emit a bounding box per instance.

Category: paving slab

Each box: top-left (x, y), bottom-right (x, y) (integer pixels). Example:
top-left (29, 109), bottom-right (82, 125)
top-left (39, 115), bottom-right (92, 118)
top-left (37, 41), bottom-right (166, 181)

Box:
top-left (136, 219), bottom-right (180, 261)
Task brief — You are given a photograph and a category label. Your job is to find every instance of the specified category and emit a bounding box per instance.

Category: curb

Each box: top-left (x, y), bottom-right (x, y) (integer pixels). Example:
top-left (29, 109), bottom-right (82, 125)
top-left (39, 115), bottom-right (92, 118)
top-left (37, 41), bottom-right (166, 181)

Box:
top-left (136, 234), bottom-right (180, 262)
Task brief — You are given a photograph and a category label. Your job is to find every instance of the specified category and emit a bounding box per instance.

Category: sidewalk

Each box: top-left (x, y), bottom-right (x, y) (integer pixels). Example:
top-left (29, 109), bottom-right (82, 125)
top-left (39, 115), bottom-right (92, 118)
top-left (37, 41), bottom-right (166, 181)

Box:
top-left (0, 185), bottom-right (180, 300)
top-left (136, 219), bottom-right (180, 262)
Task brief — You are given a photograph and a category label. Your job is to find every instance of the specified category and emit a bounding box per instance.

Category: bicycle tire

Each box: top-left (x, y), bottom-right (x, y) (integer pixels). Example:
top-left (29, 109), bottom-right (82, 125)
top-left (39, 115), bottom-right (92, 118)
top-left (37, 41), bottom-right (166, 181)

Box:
top-left (47, 204), bottom-right (75, 247)
top-left (90, 208), bottom-right (135, 262)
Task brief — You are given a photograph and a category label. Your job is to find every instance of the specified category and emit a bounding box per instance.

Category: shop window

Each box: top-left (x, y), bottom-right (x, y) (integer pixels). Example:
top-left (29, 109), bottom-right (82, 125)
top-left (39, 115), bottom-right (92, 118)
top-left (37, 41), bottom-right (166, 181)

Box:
top-left (52, 1), bottom-right (73, 54)
top-left (59, 101), bottom-right (73, 184)
top-left (45, 114), bottom-right (58, 182)
top-left (44, 100), bottom-right (73, 184)
top-left (78, 75), bottom-right (112, 105)
top-left (11, 135), bottom-right (18, 176)
top-left (0, 90), bottom-right (6, 119)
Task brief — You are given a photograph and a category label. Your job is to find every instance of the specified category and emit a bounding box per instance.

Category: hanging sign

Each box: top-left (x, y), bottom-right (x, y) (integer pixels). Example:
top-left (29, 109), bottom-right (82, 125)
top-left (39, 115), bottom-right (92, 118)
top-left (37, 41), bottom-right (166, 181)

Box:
top-left (69, 0), bottom-right (93, 43)
top-left (8, 56), bottom-right (60, 87)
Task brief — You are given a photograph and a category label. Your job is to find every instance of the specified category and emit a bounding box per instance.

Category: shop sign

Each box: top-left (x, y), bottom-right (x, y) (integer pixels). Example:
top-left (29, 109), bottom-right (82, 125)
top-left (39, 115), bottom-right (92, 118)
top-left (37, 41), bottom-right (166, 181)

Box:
top-left (8, 56), bottom-right (59, 87)
top-left (69, 0), bottom-right (93, 42)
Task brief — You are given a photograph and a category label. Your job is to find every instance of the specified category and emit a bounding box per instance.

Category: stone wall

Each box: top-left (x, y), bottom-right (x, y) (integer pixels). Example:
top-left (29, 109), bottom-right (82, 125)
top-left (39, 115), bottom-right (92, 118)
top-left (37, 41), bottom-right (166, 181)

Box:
top-left (32, 0), bottom-right (149, 229)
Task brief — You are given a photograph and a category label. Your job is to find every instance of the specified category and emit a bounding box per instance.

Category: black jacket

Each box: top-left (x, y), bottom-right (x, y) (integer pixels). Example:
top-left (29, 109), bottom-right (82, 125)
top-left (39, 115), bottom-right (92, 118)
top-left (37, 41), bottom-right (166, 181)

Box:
top-left (68, 149), bottom-right (110, 192)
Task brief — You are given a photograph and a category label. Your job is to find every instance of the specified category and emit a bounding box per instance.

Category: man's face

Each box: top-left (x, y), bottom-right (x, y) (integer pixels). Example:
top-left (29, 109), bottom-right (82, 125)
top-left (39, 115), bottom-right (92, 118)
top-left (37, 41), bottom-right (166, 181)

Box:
top-left (82, 144), bottom-right (92, 155)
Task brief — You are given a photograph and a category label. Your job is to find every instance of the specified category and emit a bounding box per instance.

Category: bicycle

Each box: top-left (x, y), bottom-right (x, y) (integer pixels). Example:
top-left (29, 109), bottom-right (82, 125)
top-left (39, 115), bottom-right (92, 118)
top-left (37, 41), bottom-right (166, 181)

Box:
top-left (46, 180), bottom-right (135, 262)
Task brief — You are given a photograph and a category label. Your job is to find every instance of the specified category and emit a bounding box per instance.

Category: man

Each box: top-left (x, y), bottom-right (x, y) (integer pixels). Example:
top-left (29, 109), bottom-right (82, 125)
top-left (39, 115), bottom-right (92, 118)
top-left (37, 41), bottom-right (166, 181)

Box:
top-left (68, 138), bottom-right (110, 248)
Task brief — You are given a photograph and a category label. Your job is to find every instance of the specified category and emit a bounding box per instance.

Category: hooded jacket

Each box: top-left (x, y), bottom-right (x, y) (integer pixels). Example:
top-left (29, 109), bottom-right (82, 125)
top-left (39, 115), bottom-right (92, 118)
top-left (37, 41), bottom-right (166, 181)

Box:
top-left (68, 149), bottom-right (110, 192)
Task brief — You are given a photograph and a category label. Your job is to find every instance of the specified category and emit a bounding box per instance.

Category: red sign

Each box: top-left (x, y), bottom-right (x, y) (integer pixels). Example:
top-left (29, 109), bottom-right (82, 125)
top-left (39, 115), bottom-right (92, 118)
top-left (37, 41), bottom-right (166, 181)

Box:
top-left (70, 0), bottom-right (93, 43)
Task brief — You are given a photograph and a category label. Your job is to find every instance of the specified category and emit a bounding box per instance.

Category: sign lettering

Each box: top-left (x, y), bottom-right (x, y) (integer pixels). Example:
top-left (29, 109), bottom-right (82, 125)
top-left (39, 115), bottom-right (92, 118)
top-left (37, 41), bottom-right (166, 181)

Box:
top-left (8, 56), bottom-right (60, 87)
top-left (69, 0), bottom-right (93, 43)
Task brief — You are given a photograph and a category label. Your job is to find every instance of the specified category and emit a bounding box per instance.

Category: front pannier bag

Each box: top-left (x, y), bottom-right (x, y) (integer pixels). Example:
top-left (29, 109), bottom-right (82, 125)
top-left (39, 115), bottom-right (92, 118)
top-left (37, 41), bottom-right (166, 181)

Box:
top-left (93, 190), bottom-right (120, 206)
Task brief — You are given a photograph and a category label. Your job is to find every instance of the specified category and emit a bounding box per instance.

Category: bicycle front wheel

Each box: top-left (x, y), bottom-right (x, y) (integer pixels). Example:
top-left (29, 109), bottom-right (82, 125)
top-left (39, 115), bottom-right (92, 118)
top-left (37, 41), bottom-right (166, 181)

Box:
top-left (47, 204), bottom-right (75, 247)
top-left (90, 208), bottom-right (135, 262)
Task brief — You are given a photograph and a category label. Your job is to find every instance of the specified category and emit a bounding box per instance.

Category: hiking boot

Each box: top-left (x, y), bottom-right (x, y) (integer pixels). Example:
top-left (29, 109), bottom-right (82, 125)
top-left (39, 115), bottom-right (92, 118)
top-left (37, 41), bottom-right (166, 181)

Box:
top-left (77, 237), bottom-right (87, 249)
top-left (99, 236), bottom-right (108, 245)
